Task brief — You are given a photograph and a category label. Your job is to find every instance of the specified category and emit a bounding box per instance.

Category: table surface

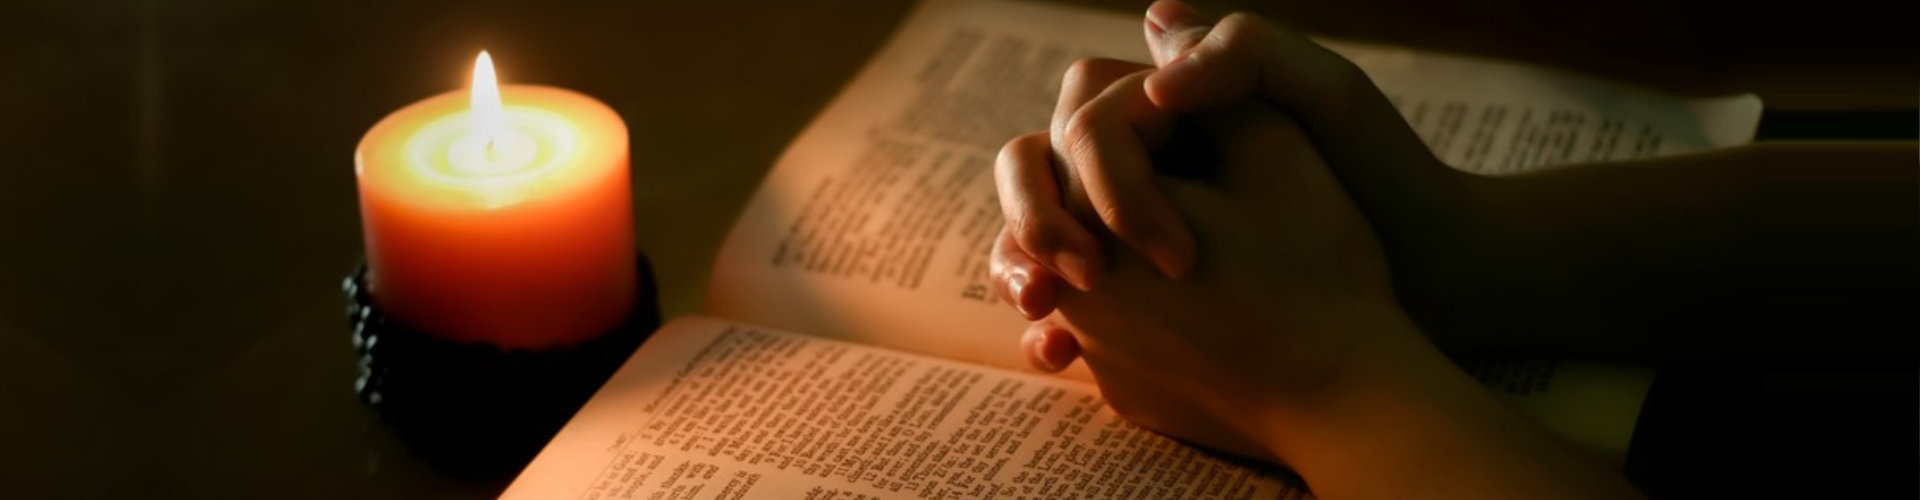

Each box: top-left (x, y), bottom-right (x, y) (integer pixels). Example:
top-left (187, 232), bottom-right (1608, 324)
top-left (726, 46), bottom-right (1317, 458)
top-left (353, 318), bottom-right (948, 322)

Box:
top-left (1, 0), bottom-right (1911, 498)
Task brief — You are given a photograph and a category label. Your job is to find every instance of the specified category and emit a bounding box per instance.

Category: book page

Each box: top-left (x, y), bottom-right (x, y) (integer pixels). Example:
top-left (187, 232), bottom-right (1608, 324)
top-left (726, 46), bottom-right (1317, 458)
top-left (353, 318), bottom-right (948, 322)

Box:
top-left (1322, 39), bottom-right (1763, 175)
top-left (706, 0), bottom-right (1763, 377)
top-left (706, 0), bottom-right (1146, 378)
top-left (501, 317), bottom-right (1305, 500)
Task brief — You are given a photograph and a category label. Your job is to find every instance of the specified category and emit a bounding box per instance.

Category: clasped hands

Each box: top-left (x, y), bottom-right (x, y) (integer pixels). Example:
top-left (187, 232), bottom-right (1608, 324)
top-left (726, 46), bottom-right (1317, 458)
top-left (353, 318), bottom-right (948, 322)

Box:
top-left (984, 7), bottom-right (1655, 498)
top-left (986, 1), bottom-right (1465, 463)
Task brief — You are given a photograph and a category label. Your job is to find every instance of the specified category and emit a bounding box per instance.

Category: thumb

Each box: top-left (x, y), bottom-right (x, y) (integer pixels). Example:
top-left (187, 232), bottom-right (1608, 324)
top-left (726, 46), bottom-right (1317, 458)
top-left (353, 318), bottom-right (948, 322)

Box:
top-left (1141, 8), bottom-right (1463, 241)
top-left (1143, 9), bottom-right (1374, 127)
top-left (1142, 0), bottom-right (1209, 67)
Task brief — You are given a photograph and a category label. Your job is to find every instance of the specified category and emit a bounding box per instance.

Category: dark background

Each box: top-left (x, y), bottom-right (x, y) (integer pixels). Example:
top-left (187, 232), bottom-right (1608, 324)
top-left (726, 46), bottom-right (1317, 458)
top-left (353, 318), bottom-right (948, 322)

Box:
top-left (1, 0), bottom-right (1912, 498)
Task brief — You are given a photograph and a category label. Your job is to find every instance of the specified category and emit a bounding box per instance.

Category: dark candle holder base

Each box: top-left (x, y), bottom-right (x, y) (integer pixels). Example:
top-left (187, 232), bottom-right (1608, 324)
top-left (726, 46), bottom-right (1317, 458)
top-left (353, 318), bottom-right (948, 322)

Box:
top-left (342, 255), bottom-right (662, 479)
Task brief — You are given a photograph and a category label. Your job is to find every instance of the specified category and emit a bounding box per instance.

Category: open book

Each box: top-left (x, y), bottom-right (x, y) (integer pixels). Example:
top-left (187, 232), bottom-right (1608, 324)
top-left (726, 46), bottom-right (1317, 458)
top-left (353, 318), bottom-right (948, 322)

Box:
top-left (501, 0), bottom-right (1762, 498)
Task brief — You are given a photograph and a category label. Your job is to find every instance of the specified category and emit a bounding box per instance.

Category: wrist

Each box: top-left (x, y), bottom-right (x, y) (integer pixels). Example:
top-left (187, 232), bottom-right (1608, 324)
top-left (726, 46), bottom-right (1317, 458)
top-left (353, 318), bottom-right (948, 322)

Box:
top-left (1242, 306), bottom-right (1638, 500)
top-left (1245, 303), bottom-right (1446, 455)
top-left (1247, 304), bottom-right (1476, 463)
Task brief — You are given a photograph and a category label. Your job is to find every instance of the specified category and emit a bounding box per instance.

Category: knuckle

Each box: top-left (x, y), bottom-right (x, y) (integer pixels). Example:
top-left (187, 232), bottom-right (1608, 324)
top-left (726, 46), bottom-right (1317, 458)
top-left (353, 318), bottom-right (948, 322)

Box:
top-left (1017, 130), bottom-right (1053, 154)
top-left (1063, 58), bottom-right (1131, 87)
top-left (1062, 58), bottom-right (1104, 87)
top-left (994, 132), bottom-right (1050, 196)
top-left (1094, 202), bottom-right (1144, 240)
top-left (1062, 58), bottom-right (1151, 101)
top-left (1059, 108), bottom-right (1105, 162)
top-left (1216, 11), bottom-right (1270, 35)
top-left (995, 132), bottom-right (1047, 171)
top-left (993, 140), bottom-right (1022, 179)
top-left (1167, 27), bottom-right (1208, 51)
top-left (1212, 12), bottom-right (1269, 49)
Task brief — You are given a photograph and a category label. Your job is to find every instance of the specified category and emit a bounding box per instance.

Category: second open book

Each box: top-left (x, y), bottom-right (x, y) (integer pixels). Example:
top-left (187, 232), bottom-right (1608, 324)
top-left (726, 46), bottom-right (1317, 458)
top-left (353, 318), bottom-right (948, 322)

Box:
top-left (502, 0), bottom-right (1760, 498)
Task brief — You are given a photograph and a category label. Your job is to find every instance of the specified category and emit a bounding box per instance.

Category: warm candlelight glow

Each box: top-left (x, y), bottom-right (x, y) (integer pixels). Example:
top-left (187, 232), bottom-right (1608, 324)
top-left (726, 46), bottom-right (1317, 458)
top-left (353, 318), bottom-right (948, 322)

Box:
top-left (447, 50), bottom-right (536, 180)
top-left (387, 52), bottom-right (585, 207)
top-left (355, 55), bottom-right (635, 347)
top-left (470, 51), bottom-right (506, 149)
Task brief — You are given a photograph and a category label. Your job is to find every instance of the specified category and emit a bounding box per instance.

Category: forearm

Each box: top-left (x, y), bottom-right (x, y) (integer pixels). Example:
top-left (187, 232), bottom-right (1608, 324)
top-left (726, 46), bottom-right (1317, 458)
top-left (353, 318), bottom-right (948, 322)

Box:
top-left (1260, 314), bottom-right (1642, 500)
top-left (1400, 142), bottom-right (1918, 357)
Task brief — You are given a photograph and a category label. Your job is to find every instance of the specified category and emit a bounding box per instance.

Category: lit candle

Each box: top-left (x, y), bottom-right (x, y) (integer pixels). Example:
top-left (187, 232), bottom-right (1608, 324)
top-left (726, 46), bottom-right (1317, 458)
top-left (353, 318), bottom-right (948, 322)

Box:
top-left (355, 52), bottom-right (635, 349)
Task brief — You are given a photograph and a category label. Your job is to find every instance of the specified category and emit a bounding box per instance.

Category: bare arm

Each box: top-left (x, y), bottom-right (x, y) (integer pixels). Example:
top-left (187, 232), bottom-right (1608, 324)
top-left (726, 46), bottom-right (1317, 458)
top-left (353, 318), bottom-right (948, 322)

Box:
top-left (1409, 142), bottom-right (1918, 357)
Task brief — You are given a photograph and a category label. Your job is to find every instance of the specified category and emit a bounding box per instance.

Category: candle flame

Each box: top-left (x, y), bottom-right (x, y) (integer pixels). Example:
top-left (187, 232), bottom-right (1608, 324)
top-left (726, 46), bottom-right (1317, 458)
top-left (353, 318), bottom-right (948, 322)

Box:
top-left (470, 51), bottom-right (506, 149)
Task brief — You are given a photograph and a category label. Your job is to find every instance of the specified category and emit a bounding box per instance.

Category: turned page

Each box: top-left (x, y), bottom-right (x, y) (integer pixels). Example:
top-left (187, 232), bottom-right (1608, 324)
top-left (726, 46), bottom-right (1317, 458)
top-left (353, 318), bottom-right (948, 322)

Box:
top-left (705, 0), bottom-right (1764, 377)
top-left (501, 317), bottom-right (1305, 500)
top-left (1318, 39), bottom-right (1762, 174)
top-left (706, 0), bottom-right (1143, 377)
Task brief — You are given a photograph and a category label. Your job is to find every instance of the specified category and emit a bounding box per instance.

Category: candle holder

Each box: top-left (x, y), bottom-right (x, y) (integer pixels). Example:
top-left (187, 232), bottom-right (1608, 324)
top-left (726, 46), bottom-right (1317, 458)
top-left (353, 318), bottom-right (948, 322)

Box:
top-left (343, 254), bottom-right (661, 478)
